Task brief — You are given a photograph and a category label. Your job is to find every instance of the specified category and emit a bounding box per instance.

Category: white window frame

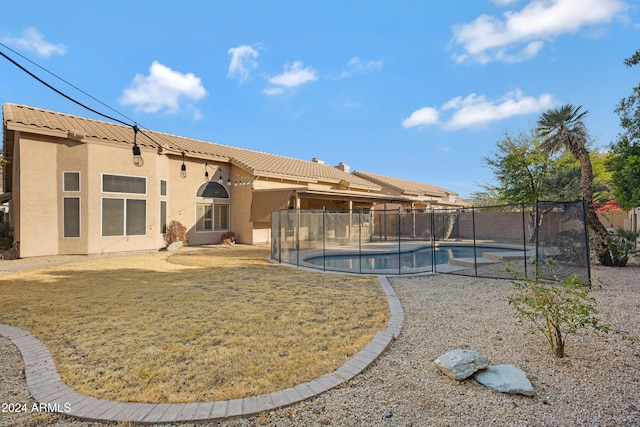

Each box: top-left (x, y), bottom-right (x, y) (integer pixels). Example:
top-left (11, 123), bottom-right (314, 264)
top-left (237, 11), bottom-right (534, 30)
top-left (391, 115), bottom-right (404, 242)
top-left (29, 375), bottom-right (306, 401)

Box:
top-left (101, 173), bottom-right (147, 195)
top-left (63, 171), bottom-right (81, 192)
top-left (101, 197), bottom-right (147, 237)
top-left (62, 196), bottom-right (81, 238)
top-left (195, 181), bottom-right (230, 233)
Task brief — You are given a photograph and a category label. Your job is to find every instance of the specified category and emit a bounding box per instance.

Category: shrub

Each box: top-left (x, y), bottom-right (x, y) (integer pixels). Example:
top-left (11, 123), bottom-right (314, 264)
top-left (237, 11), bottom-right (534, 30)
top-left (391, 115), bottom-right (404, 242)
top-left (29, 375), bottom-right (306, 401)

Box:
top-left (592, 228), bottom-right (640, 267)
top-left (508, 268), bottom-right (610, 358)
top-left (0, 221), bottom-right (13, 249)
top-left (165, 220), bottom-right (187, 247)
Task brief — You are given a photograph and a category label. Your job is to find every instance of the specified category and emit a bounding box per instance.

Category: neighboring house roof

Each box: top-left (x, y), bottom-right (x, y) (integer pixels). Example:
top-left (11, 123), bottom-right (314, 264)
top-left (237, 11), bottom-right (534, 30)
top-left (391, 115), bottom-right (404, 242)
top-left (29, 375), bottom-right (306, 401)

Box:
top-left (352, 170), bottom-right (456, 198)
top-left (2, 103), bottom-right (381, 191)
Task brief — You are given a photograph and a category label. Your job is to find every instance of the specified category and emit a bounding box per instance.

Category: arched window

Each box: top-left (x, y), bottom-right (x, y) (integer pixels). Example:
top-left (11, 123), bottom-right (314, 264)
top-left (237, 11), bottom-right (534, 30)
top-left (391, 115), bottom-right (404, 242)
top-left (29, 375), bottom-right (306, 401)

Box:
top-left (195, 182), bottom-right (230, 232)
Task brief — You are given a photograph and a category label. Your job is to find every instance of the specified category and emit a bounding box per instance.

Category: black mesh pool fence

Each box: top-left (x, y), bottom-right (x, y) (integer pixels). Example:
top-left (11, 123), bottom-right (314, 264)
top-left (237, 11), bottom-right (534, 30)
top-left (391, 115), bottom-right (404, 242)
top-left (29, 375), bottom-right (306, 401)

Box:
top-left (270, 200), bottom-right (591, 283)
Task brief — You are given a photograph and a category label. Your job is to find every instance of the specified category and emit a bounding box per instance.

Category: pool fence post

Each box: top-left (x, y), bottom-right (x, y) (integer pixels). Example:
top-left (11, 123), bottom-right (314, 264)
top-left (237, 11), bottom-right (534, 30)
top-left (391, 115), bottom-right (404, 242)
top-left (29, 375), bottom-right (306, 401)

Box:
top-left (472, 206), bottom-right (478, 277)
top-left (358, 211), bottom-right (362, 274)
top-left (322, 207), bottom-right (326, 272)
top-left (535, 199), bottom-right (540, 279)
top-left (398, 208), bottom-right (401, 275)
top-left (582, 198), bottom-right (592, 285)
top-left (384, 206), bottom-right (387, 241)
top-left (296, 207), bottom-right (300, 268)
top-left (521, 202), bottom-right (527, 278)
top-left (278, 210), bottom-right (282, 264)
top-left (430, 207), bottom-right (436, 273)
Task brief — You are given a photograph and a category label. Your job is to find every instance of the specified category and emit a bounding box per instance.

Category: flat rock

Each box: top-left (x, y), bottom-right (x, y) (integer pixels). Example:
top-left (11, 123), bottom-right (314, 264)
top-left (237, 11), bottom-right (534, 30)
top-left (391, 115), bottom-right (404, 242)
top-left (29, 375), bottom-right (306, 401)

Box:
top-left (167, 241), bottom-right (183, 251)
top-left (474, 364), bottom-right (535, 396)
top-left (434, 349), bottom-right (489, 380)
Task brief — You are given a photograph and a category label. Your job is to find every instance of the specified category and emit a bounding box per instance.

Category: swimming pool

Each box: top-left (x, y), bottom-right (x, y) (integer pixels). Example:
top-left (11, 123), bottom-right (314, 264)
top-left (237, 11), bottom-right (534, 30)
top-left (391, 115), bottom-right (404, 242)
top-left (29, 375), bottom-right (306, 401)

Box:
top-left (304, 245), bottom-right (520, 273)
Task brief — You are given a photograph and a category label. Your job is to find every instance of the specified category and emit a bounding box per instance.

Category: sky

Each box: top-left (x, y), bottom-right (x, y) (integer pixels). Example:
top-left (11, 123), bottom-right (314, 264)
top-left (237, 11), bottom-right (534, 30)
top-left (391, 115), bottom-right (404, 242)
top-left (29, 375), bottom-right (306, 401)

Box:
top-left (1, 1), bottom-right (638, 198)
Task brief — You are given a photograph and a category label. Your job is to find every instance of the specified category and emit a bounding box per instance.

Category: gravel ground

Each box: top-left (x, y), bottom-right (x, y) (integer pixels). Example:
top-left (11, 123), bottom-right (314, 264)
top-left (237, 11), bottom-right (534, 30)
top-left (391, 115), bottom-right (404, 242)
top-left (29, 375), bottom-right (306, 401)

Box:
top-left (1, 260), bottom-right (639, 427)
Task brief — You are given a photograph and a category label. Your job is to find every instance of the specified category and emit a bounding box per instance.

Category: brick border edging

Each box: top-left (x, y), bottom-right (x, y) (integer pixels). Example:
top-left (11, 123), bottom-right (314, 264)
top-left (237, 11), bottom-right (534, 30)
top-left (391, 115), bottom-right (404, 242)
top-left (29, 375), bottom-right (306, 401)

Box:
top-left (0, 275), bottom-right (403, 425)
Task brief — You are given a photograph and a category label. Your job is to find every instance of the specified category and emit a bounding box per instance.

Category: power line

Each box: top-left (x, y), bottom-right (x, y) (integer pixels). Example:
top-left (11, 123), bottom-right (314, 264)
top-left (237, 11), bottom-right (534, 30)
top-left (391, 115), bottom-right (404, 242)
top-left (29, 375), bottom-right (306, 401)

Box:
top-left (0, 46), bottom-right (131, 127)
top-left (0, 43), bottom-right (167, 150)
top-left (0, 41), bottom-right (136, 126)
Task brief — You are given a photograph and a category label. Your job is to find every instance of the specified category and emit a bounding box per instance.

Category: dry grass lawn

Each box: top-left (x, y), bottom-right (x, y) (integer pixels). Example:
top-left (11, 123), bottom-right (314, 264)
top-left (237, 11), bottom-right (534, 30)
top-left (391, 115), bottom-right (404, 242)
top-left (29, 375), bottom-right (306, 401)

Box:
top-left (0, 246), bottom-right (388, 403)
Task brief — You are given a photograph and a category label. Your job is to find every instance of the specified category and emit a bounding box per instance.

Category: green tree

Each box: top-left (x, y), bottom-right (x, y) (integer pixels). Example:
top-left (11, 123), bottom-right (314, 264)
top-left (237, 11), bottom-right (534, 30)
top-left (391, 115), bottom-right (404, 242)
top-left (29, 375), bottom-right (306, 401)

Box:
top-left (608, 49), bottom-right (640, 211)
top-left (474, 129), bottom-right (610, 205)
top-left (480, 129), bottom-right (552, 204)
top-left (537, 104), bottom-right (615, 266)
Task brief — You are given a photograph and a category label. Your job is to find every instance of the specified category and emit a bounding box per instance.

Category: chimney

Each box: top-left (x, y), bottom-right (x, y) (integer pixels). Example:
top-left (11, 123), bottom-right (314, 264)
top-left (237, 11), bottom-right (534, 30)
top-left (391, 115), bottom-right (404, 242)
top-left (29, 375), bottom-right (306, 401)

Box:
top-left (335, 162), bottom-right (350, 173)
top-left (311, 157), bottom-right (325, 164)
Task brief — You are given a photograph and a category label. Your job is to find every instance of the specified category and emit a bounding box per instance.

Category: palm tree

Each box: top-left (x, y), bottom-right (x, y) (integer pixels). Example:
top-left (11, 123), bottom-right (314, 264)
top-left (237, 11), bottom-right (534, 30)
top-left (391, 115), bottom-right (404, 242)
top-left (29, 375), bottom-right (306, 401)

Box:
top-left (537, 104), bottom-right (615, 266)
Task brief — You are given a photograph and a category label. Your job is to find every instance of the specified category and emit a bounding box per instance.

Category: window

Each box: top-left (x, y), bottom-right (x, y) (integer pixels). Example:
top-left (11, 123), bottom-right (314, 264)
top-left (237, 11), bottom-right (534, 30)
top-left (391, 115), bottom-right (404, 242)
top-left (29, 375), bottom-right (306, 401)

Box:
top-left (102, 174), bottom-right (146, 194)
top-left (102, 199), bottom-right (124, 236)
top-left (102, 198), bottom-right (146, 236)
top-left (195, 182), bottom-right (230, 232)
top-left (196, 203), bottom-right (213, 231)
top-left (197, 182), bottom-right (229, 198)
top-left (126, 199), bottom-right (146, 235)
top-left (214, 204), bottom-right (229, 230)
top-left (160, 180), bottom-right (167, 234)
top-left (160, 201), bottom-right (167, 234)
top-left (63, 197), bottom-right (80, 238)
top-left (63, 172), bottom-right (80, 192)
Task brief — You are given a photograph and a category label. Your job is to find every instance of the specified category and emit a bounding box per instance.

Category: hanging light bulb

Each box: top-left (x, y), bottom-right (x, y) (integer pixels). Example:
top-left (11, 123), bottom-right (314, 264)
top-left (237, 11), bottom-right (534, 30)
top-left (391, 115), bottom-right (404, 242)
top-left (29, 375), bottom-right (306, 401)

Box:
top-left (131, 125), bottom-right (144, 167)
top-left (180, 152), bottom-right (187, 178)
top-left (204, 162), bottom-right (209, 181)
top-left (227, 174), bottom-right (231, 187)
top-left (217, 169), bottom-right (223, 184)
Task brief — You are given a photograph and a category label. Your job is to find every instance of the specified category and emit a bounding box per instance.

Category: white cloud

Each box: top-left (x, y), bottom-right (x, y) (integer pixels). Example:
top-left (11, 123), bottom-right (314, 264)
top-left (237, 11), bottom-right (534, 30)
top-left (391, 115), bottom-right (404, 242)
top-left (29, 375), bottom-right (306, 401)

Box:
top-left (119, 61), bottom-right (207, 114)
top-left (262, 87), bottom-right (284, 96)
top-left (1, 27), bottom-right (67, 58)
top-left (491, 0), bottom-right (518, 5)
top-left (263, 61), bottom-right (317, 95)
top-left (349, 57), bottom-right (384, 73)
top-left (452, 0), bottom-right (626, 63)
top-left (402, 107), bottom-right (440, 128)
top-left (334, 57), bottom-right (384, 79)
top-left (227, 44), bottom-right (260, 83)
top-left (402, 89), bottom-right (554, 130)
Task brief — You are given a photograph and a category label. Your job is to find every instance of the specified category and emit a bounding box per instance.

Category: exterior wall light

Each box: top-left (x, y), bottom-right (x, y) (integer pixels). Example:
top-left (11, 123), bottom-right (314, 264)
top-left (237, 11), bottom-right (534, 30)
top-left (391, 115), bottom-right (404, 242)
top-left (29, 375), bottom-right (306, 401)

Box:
top-left (180, 152), bottom-right (187, 178)
top-left (204, 162), bottom-right (210, 181)
top-left (132, 125), bottom-right (144, 167)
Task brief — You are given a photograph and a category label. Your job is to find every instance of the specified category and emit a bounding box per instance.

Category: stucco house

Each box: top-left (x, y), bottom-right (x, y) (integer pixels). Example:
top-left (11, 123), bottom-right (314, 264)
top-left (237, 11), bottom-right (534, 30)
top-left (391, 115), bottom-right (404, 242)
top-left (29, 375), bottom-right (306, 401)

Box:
top-left (1, 103), bottom-right (468, 257)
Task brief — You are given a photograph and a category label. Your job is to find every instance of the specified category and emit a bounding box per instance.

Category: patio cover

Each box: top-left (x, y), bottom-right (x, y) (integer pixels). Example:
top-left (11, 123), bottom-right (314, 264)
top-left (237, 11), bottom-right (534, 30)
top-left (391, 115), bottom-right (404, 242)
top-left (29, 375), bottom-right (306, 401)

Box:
top-left (250, 189), bottom-right (294, 222)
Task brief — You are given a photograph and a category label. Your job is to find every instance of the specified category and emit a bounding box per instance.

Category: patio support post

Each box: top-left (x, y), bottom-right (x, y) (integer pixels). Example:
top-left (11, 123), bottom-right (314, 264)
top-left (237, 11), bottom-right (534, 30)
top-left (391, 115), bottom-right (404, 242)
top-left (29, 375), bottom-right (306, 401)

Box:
top-left (412, 203), bottom-right (416, 238)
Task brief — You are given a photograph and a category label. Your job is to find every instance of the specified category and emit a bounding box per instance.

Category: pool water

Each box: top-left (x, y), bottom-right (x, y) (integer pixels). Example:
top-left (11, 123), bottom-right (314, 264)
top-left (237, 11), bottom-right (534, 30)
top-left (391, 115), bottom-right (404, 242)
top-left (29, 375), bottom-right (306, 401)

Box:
top-left (305, 246), bottom-right (517, 272)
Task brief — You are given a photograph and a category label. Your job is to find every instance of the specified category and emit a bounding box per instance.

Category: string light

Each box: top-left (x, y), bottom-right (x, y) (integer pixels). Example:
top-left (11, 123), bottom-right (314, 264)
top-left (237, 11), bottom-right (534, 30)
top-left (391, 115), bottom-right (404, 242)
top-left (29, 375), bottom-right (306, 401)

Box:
top-left (131, 125), bottom-right (143, 167)
top-left (180, 152), bottom-right (187, 178)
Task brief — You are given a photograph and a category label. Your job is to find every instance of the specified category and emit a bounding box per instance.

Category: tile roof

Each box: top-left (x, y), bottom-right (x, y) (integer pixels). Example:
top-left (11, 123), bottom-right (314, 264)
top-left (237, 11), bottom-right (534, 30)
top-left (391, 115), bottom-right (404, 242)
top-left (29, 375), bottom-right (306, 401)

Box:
top-left (3, 103), bottom-right (380, 190)
top-left (352, 170), bottom-right (456, 198)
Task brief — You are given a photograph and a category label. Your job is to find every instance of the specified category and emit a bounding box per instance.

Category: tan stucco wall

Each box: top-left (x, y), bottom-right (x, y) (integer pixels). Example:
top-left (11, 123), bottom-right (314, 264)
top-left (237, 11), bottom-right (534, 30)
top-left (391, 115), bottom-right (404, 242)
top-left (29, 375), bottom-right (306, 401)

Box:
top-left (16, 134), bottom-right (59, 257)
top-left (84, 141), bottom-right (168, 254)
